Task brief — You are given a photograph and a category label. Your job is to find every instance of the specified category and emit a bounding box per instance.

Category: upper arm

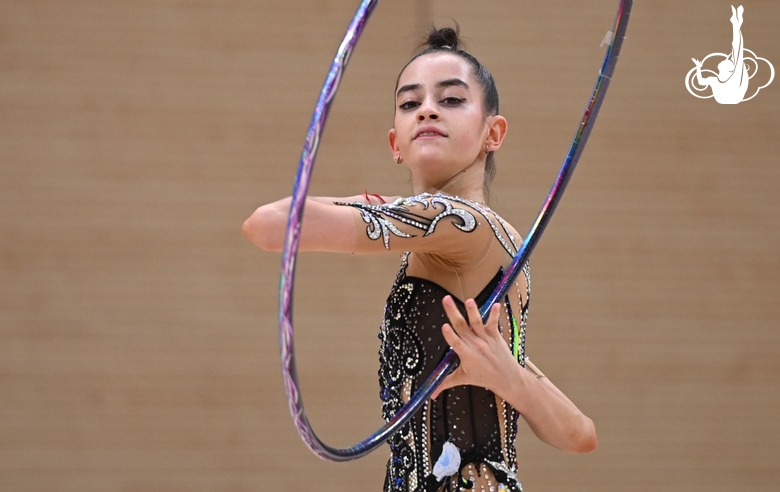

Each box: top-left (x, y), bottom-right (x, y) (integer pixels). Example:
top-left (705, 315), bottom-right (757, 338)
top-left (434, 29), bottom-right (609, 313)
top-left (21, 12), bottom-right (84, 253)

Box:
top-left (338, 194), bottom-right (490, 261)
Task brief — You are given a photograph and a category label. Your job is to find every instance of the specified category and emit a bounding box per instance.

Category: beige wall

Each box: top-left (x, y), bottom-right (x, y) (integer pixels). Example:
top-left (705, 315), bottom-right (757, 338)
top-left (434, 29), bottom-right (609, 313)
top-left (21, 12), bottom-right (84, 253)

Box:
top-left (1, 1), bottom-right (779, 490)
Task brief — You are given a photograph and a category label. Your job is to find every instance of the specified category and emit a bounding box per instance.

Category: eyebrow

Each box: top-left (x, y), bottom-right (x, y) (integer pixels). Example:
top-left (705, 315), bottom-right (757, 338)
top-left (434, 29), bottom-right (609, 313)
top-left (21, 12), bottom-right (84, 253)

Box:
top-left (395, 78), bottom-right (470, 99)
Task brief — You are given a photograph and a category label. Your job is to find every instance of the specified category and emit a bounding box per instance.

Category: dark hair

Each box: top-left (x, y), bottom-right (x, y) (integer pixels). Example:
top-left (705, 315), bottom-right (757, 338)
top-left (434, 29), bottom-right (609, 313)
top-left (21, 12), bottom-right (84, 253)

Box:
top-left (395, 25), bottom-right (500, 194)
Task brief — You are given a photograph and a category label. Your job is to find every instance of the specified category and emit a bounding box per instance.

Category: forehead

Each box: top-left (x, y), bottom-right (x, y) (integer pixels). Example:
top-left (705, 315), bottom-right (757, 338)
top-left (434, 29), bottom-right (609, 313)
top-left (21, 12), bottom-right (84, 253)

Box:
top-left (397, 52), bottom-right (475, 91)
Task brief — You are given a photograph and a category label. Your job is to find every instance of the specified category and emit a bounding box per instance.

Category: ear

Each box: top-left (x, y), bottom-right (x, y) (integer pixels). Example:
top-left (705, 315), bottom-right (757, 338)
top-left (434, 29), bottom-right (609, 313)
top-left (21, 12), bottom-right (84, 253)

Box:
top-left (388, 128), bottom-right (401, 162)
top-left (485, 115), bottom-right (508, 152)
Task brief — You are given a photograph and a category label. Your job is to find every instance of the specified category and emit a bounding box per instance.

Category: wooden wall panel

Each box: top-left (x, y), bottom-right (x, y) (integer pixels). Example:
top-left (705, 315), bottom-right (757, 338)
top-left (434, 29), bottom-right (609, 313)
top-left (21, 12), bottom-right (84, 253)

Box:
top-left (1, 1), bottom-right (778, 491)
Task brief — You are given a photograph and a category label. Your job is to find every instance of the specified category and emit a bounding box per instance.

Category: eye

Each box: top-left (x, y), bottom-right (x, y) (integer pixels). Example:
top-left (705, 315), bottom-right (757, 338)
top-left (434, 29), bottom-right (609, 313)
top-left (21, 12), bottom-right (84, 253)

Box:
top-left (441, 97), bottom-right (465, 106)
top-left (398, 100), bottom-right (420, 111)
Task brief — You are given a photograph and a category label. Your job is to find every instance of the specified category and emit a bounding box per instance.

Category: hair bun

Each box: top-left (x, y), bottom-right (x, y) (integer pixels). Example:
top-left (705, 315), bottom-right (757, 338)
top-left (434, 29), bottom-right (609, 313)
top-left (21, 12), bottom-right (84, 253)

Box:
top-left (426, 25), bottom-right (461, 51)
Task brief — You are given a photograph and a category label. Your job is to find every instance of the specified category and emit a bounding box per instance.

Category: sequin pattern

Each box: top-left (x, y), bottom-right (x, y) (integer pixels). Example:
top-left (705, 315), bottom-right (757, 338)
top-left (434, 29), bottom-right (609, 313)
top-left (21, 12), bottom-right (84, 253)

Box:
top-left (374, 195), bottom-right (530, 492)
top-left (336, 193), bottom-right (477, 250)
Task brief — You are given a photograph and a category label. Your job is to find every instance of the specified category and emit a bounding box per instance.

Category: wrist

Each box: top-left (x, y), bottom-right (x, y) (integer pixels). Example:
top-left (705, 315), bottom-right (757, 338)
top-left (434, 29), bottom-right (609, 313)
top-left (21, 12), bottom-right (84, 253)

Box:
top-left (493, 358), bottom-right (532, 406)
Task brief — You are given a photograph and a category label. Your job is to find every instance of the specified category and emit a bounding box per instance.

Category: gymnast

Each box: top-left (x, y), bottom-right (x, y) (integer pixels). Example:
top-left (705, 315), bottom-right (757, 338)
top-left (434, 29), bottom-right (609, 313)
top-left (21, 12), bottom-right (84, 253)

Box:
top-left (243, 26), bottom-right (596, 492)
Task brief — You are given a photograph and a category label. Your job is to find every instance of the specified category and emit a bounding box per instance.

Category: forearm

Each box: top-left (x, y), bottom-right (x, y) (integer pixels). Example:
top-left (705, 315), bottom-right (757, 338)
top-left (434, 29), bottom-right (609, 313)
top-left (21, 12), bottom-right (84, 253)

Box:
top-left (243, 193), bottom-right (389, 252)
top-left (497, 364), bottom-right (597, 453)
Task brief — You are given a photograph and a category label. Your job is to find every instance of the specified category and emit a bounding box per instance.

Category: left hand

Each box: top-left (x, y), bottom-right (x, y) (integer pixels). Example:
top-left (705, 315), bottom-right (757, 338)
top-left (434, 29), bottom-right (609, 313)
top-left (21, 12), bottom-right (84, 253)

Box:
top-left (431, 298), bottom-right (598, 454)
top-left (431, 295), bottom-right (520, 400)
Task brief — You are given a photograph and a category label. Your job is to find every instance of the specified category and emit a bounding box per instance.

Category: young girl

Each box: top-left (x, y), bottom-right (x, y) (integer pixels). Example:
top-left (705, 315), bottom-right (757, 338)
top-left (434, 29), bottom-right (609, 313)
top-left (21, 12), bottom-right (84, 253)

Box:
top-left (243, 26), bottom-right (596, 492)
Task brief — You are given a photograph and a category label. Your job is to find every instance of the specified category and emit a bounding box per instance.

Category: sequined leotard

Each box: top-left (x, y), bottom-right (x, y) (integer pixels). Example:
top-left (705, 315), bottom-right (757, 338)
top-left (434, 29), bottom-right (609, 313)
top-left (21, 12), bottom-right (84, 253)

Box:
top-left (338, 194), bottom-right (530, 492)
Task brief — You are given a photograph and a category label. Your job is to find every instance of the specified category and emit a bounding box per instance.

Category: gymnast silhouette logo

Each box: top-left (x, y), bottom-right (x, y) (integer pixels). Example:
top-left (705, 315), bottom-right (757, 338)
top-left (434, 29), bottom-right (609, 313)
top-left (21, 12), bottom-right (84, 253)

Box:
top-left (685, 5), bottom-right (774, 104)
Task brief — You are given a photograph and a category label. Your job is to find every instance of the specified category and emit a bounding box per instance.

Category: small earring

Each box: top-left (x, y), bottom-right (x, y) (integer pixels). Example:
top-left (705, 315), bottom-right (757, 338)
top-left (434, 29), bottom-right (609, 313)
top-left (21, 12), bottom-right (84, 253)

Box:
top-left (395, 155), bottom-right (404, 164)
top-left (485, 144), bottom-right (490, 154)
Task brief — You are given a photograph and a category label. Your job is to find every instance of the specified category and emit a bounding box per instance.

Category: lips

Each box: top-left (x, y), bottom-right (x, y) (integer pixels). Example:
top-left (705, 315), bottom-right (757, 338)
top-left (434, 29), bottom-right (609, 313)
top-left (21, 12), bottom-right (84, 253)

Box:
top-left (414, 126), bottom-right (447, 140)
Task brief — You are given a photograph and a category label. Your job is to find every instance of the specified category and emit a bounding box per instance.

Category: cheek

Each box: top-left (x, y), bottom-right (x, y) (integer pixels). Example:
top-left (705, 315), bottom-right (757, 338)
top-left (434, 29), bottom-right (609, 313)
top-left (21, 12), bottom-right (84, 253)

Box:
top-left (456, 120), bottom-right (484, 149)
top-left (394, 116), bottom-right (416, 143)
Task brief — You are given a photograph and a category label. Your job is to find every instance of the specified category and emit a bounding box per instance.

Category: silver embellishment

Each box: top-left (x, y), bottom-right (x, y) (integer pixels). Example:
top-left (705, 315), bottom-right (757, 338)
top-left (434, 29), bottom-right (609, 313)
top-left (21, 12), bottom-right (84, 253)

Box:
top-left (357, 208), bottom-right (413, 250)
top-left (372, 197), bottom-right (530, 492)
top-left (337, 193), bottom-right (477, 249)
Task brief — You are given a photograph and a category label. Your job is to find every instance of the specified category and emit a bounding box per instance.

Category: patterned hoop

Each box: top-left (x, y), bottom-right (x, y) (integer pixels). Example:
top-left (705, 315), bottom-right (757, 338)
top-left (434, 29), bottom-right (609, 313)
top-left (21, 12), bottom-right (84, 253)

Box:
top-left (278, 0), bottom-right (633, 461)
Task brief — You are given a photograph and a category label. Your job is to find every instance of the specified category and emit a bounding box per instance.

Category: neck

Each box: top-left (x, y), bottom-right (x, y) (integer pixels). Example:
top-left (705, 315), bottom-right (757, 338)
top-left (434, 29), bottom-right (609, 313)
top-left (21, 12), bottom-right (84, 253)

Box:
top-left (411, 159), bottom-right (487, 203)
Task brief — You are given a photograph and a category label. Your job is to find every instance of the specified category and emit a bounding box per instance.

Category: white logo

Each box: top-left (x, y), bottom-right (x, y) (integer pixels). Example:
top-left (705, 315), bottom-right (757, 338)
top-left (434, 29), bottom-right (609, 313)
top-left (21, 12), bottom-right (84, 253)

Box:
top-left (685, 5), bottom-right (774, 104)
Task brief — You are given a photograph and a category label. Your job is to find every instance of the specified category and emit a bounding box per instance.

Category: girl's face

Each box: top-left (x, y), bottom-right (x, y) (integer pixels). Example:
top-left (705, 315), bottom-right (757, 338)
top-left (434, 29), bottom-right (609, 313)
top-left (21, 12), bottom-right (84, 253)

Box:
top-left (389, 53), bottom-right (504, 192)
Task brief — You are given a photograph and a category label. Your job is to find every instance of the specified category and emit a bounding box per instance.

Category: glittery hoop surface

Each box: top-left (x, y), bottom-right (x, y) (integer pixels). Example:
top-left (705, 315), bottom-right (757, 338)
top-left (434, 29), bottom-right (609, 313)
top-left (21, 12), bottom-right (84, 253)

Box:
top-left (278, 0), bottom-right (633, 462)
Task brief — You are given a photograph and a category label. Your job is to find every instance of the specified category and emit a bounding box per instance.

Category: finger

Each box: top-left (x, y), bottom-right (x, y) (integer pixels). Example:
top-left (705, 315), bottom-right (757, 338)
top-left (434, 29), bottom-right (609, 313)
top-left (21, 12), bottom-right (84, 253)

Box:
top-left (441, 296), bottom-right (474, 340)
top-left (440, 322), bottom-right (463, 350)
top-left (484, 302), bottom-right (502, 337)
top-left (464, 298), bottom-right (487, 337)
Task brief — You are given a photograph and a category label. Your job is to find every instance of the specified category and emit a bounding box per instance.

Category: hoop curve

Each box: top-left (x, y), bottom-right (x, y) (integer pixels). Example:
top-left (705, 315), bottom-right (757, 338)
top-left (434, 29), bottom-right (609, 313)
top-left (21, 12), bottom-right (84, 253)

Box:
top-left (278, 0), bottom-right (633, 462)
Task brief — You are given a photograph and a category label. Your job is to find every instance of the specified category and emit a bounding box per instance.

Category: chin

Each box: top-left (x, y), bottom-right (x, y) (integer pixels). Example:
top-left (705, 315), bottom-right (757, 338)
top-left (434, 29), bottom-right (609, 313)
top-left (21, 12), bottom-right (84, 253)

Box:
top-left (409, 157), bottom-right (452, 179)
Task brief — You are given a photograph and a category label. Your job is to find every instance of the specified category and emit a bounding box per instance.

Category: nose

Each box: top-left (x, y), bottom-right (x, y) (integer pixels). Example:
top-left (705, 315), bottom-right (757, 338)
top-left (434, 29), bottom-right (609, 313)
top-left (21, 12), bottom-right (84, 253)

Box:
top-left (417, 97), bottom-right (440, 121)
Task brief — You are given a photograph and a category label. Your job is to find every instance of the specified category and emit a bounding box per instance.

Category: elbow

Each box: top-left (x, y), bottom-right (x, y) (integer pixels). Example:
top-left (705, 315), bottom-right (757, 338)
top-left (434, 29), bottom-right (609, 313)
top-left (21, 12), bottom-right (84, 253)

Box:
top-left (242, 206), bottom-right (284, 252)
top-left (566, 417), bottom-right (598, 454)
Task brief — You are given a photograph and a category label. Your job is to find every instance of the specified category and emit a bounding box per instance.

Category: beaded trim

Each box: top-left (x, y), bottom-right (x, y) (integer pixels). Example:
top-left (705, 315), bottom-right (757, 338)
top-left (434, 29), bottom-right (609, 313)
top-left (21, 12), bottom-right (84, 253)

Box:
top-left (379, 253), bottom-right (528, 491)
top-left (336, 193), bottom-right (478, 250)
